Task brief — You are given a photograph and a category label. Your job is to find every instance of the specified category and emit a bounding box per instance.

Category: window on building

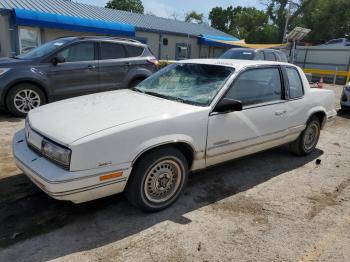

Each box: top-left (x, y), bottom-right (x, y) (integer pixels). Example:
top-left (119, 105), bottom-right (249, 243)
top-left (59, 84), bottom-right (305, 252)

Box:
top-left (57, 42), bottom-right (95, 62)
top-left (225, 67), bottom-right (282, 106)
top-left (286, 67), bottom-right (304, 98)
top-left (19, 27), bottom-right (41, 54)
top-left (200, 46), bottom-right (209, 58)
top-left (101, 42), bottom-right (126, 60)
top-left (175, 43), bottom-right (191, 60)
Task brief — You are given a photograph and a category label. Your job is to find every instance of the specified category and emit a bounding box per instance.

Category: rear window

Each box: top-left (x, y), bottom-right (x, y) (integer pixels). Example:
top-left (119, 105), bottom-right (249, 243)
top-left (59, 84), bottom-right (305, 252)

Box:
top-left (126, 45), bottom-right (144, 57)
top-left (264, 51), bottom-right (277, 61)
top-left (287, 67), bottom-right (304, 98)
top-left (100, 42), bottom-right (126, 60)
top-left (220, 49), bottom-right (254, 60)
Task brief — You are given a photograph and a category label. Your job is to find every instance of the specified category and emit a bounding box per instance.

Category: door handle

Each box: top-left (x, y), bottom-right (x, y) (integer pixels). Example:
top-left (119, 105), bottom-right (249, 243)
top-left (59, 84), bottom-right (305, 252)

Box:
top-left (275, 110), bottom-right (287, 116)
top-left (87, 65), bottom-right (96, 70)
top-left (125, 62), bottom-right (131, 67)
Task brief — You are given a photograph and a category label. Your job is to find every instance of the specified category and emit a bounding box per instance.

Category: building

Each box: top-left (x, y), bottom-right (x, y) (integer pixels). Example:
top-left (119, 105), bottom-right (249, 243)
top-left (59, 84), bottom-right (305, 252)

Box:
top-left (0, 0), bottom-right (238, 60)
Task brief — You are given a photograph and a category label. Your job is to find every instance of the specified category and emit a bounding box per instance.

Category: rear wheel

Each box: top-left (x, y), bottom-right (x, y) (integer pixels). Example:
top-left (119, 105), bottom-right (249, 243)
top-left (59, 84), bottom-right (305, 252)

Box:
top-left (6, 84), bottom-right (46, 117)
top-left (289, 116), bottom-right (320, 156)
top-left (125, 147), bottom-right (188, 212)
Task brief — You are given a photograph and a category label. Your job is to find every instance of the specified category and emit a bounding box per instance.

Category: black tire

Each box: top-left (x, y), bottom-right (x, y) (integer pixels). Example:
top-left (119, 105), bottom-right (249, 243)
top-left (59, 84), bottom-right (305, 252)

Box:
top-left (6, 84), bottom-right (46, 117)
top-left (129, 78), bottom-right (144, 89)
top-left (289, 116), bottom-right (321, 156)
top-left (125, 147), bottom-right (188, 212)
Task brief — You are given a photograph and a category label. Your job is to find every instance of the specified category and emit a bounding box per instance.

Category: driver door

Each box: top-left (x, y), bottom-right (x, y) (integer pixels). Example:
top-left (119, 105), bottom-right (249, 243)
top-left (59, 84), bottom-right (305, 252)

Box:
top-left (206, 66), bottom-right (289, 166)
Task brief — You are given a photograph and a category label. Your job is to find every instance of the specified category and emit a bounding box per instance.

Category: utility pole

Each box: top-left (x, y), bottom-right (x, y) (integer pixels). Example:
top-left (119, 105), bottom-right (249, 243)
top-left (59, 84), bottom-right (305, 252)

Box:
top-left (282, 1), bottom-right (292, 43)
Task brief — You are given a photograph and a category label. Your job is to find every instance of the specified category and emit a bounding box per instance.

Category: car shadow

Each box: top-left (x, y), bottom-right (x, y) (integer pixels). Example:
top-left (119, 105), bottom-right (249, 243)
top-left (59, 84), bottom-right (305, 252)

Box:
top-left (337, 109), bottom-right (350, 119)
top-left (0, 111), bottom-right (22, 123)
top-left (0, 147), bottom-right (323, 261)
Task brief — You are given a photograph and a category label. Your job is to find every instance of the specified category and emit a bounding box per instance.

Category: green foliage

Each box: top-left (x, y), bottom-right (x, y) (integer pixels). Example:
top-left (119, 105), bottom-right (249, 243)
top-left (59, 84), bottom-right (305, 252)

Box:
top-left (209, 0), bottom-right (349, 44)
top-left (105, 0), bottom-right (144, 14)
top-left (185, 11), bottom-right (204, 24)
top-left (292, 0), bottom-right (350, 44)
top-left (209, 6), bottom-right (279, 43)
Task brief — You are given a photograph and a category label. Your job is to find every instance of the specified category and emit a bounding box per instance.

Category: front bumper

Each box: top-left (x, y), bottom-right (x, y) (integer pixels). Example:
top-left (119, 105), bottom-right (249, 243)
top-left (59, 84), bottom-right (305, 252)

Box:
top-left (13, 129), bottom-right (131, 203)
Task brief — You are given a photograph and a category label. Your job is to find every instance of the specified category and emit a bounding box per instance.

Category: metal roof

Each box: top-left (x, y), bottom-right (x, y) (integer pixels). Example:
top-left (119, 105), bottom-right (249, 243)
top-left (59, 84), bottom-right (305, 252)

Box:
top-left (0, 0), bottom-right (233, 37)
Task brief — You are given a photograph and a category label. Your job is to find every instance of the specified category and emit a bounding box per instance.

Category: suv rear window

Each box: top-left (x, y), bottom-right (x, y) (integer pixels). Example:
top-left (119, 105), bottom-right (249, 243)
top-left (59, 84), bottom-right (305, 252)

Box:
top-left (264, 51), bottom-right (277, 61)
top-left (126, 45), bottom-right (144, 57)
top-left (101, 42), bottom-right (126, 60)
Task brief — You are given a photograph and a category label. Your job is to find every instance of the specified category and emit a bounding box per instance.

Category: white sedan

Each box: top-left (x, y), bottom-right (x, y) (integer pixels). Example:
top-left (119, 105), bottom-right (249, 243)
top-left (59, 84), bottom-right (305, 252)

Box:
top-left (13, 59), bottom-right (336, 211)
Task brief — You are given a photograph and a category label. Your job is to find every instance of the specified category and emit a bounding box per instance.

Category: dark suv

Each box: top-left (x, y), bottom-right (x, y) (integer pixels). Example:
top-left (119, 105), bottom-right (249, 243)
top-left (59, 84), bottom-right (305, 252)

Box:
top-left (0, 36), bottom-right (158, 116)
top-left (220, 48), bottom-right (288, 62)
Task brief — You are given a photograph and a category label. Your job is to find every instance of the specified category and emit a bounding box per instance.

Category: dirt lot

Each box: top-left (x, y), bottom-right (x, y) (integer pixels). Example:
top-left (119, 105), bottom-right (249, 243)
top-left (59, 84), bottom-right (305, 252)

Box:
top-left (0, 85), bottom-right (349, 262)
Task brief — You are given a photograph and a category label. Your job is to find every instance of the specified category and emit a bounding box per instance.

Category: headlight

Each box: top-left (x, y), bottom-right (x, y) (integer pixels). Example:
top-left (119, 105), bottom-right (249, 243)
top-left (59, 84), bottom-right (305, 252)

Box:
top-left (0, 68), bottom-right (10, 76)
top-left (42, 138), bottom-right (71, 168)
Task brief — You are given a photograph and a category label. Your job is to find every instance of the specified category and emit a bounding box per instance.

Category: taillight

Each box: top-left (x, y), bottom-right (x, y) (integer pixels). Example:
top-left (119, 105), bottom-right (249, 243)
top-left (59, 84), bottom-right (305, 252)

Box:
top-left (147, 58), bottom-right (159, 68)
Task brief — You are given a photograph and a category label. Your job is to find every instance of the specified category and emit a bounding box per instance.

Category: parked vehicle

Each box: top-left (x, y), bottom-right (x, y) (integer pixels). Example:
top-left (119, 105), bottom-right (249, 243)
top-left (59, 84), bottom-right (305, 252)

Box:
top-left (13, 59), bottom-right (336, 212)
top-left (220, 48), bottom-right (288, 62)
top-left (321, 38), bottom-right (350, 47)
top-left (341, 82), bottom-right (350, 110)
top-left (0, 36), bottom-right (158, 117)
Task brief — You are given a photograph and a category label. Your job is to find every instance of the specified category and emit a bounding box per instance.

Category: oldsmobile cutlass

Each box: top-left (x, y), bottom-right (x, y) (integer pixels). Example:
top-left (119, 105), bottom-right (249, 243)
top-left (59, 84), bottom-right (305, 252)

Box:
top-left (13, 59), bottom-right (336, 211)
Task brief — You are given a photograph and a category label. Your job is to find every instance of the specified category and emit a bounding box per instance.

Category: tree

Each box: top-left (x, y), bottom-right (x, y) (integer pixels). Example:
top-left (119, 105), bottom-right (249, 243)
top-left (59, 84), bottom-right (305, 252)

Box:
top-left (293, 0), bottom-right (350, 44)
top-left (185, 11), bottom-right (204, 24)
top-left (209, 6), bottom-right (279, 43)
top-left (266, 0), bottom-right (314, 41)
top-left (105, 0), bottom-right (144, 14)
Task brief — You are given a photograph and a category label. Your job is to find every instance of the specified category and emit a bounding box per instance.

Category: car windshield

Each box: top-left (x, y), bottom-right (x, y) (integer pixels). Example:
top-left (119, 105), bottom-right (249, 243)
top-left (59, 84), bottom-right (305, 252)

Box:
top-left (133, 63), bottom-right (234, 106)
top-left (16, 38), bottom-right (72, 60)
top-left (220, 49), bottom-right (255, 60)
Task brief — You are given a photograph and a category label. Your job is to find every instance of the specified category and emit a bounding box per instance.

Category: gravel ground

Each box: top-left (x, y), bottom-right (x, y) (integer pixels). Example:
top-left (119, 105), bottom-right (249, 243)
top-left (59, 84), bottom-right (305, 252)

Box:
top-left (0, 85), bottom-right (349, 262)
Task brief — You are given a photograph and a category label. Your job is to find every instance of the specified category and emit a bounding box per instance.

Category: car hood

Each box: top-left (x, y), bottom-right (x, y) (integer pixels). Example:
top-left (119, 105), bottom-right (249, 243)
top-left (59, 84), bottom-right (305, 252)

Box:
top-left (28, 90), bottom-right (199, 145)
top-left (0, 57), bottom-right (34, 67)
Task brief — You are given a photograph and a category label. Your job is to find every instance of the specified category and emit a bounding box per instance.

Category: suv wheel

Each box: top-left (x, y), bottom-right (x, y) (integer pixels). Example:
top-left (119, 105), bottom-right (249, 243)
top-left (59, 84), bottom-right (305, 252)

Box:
top-left (125, 147), bottom-right (188, 212)
top-left (129, 78), bottom-right (144, 89)
top-left (6, 84), bottom-right (46, 117)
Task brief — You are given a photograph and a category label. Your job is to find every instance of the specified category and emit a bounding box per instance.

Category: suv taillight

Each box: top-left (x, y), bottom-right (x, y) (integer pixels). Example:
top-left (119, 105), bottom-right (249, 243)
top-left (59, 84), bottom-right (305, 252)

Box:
top-left (147, 58), bottom-right (159, 68)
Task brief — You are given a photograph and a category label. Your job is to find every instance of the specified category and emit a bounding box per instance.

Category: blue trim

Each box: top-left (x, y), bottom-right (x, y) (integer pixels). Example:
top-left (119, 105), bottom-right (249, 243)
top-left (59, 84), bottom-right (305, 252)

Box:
top-left (13, 9), bottom-right (135, 37)
top-left (198, 34), bottom-right (240, 47)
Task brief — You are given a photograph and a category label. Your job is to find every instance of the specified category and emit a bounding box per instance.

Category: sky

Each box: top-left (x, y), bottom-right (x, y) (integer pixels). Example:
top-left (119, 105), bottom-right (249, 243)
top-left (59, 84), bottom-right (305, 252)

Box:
top-left (74, 0), bottom-right (264, 20)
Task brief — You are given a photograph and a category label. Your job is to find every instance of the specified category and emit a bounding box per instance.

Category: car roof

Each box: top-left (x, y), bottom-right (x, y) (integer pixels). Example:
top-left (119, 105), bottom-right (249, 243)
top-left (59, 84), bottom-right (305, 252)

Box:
top-left (178, 59), bottom-right (293, 70)
top-left (55, 36), bottom-right (146, 47)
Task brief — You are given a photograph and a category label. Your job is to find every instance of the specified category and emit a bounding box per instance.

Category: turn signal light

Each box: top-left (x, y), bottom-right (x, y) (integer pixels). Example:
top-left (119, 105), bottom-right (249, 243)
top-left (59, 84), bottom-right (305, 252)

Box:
top-left (99, 172), bottom-right (123, 181)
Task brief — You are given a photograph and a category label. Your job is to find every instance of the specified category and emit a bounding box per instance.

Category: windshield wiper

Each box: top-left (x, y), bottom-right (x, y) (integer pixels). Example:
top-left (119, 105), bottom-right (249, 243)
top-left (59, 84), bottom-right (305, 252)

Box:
top-left (133, 88), bottom-right (203, 106)
top-left (143, 91), bottom-right (171, 100)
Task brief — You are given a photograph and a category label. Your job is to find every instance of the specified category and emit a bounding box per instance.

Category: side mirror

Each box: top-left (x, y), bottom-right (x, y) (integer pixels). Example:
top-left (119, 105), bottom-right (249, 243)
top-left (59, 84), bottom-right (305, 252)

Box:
top-left (51, 55), bottom-right (65, 65)
top-left (214, 98), bottom-right (243, 113)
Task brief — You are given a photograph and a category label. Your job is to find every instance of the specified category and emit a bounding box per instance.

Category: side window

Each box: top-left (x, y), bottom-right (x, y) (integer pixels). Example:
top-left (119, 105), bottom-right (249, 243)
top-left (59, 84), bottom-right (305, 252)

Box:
top-left (264, 51), bottom-right (277, 61)
top-left (125, 45), bottom-right (144, 57)
top-left (101, 42), bottom-right (126, 60)
top-left (225, 67), bottom-right (282, 106)
top-left (255, 51), bottom-right (265, 60)
top-left (56, 42), bottom-right (94, 62)
top-left (286, 67), bottom-right (304, 98)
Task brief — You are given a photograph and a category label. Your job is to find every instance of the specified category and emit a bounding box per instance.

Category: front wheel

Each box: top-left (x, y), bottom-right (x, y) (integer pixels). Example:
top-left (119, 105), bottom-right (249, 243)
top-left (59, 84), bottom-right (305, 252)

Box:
top-left (125, 147), bottom-right (188, 212)
top-left (6, 84), bottom-right (46, 117)
top-left (289, 116), bottom-right (321, 156)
